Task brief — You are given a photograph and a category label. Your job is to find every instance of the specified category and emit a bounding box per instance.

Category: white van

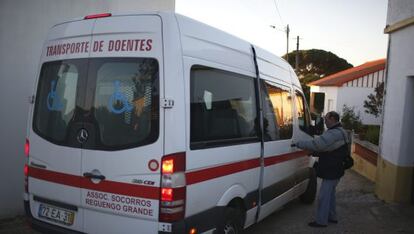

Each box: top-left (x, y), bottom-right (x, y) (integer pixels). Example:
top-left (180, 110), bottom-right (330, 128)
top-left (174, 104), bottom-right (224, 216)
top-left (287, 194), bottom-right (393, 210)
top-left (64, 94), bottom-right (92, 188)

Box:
top-left (24, 11), bottom-right (317, 234)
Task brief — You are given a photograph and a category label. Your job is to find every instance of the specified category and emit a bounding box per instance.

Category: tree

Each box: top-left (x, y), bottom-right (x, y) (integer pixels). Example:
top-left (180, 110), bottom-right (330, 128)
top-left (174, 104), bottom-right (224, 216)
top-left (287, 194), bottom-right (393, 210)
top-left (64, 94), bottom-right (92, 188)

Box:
top-left (341, 105), bottom-right (362, 132)
top-left (298, 74), bottom-right (319, 105)
top-left (284, 49), bottom-right (353, 78)
top-left (363, 82), bottom-right (384, 117)
top-left (283, 49), bottom-right (353, 102)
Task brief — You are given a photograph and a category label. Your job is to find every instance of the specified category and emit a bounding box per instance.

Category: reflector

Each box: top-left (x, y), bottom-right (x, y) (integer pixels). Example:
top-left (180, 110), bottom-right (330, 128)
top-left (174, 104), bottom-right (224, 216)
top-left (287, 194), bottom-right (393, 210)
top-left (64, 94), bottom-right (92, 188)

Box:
top-left (24, 164), bottom-right (28, 177)
top-left (24, 139), bottom-right (29, 157)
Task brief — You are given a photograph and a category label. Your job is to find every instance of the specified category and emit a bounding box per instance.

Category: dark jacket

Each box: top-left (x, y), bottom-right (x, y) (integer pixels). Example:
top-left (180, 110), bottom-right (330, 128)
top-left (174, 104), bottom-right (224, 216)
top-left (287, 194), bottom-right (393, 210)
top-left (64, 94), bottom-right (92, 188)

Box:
top-left (314, 141), bottom-right (347, 179)
top-left (296, 123), bottom-right (348, 179)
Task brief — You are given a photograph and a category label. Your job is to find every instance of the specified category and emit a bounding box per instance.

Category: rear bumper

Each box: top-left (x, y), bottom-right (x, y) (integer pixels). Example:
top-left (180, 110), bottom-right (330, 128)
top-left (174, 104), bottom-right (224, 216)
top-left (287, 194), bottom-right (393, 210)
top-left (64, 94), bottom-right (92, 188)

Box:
top-left (25, 199), bottom-right (222, 234)
top-left (24, 200), bottom-right (84, 234)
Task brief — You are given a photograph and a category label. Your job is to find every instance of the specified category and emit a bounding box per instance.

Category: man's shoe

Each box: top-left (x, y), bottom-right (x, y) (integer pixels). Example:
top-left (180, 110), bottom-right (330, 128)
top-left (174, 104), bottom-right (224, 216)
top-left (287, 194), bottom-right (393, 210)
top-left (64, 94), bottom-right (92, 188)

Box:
top-left (308, 221), bottom-right (327, 228)
top-left (328, 219), bottom-right (338, 224)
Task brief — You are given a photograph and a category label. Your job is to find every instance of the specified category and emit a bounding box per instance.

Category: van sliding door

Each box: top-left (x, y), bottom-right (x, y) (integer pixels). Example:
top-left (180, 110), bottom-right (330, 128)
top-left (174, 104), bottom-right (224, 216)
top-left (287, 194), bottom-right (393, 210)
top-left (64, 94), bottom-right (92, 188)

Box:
top-left (258, 79), bottom-right (299, 221)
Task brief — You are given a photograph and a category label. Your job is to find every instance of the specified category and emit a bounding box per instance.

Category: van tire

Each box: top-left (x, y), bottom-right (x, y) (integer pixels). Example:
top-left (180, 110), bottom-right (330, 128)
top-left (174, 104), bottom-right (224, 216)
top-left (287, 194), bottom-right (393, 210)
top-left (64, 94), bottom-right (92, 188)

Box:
top-left (222, 207), bottom-right (243, 234)
top-left (300, 168), bottom-right (317, 204)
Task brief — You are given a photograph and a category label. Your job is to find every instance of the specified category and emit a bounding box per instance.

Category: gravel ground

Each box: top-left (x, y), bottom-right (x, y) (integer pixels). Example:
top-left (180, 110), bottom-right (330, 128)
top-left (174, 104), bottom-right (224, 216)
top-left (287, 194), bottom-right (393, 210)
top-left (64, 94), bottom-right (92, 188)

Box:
top-left (245, 170), bottom-right (414, 233)
top-left (1, 170), bottom-right (413, 234)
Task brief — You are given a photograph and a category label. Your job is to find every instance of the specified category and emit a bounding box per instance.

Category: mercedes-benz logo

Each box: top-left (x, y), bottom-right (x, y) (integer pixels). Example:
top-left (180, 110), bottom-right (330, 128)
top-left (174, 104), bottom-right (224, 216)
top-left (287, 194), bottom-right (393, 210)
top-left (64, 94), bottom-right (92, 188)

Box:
top-left (77, 128), bottom-right (89, 144)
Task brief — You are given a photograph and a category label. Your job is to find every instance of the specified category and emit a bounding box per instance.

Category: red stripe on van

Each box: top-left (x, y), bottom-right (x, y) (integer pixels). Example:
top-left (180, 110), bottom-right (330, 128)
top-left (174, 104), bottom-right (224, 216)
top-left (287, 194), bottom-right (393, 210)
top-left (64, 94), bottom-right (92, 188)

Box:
top-left (29, 150), bottom-right (308, 192)
top-left (186, 151), bottom-right (308, 185)
top-left (29, 167), bottom-right (159, 200)
top-left (264, 151), bottom-right (309, 167)
top-left (186, 158), bottom-right (260, 185)
top-left (29, 166), bottom-right (82, 187)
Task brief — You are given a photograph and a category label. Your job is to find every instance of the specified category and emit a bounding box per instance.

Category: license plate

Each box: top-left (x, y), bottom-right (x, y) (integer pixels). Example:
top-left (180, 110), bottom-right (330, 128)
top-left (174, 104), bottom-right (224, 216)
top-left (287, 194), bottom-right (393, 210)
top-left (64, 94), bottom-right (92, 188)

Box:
top-left (38, 204), bottom-right (75, 226)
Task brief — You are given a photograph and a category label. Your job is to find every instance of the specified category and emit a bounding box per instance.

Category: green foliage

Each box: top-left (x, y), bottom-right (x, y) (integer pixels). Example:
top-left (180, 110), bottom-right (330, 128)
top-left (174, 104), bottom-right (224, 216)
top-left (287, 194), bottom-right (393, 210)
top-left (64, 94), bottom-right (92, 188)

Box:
top-left (284, 49), bottom-right (353, 102)
top-left (364, 82), bottom-right (384, 117)
top-left (284, 49), bottom-right (353, 79)
top-left (300, 74), bottom-right (319, 102)
top-left (341, 104), bottom-right (380, 145)
top-left (364, 125), bottom-right (380, 145)
top-left (341, 105), bottom-right (362, 132)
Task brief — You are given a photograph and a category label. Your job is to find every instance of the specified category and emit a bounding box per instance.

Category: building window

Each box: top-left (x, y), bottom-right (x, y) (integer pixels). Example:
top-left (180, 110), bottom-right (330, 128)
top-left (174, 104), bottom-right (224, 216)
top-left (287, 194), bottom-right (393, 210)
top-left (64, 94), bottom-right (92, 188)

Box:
top-left (328, 99), bottom-right (334, 112)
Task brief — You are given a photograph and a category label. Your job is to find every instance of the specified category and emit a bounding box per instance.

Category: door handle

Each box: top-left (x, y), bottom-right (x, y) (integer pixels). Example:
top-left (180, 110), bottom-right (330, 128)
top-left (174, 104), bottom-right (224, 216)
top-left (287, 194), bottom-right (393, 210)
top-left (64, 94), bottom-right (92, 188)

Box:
top-left (83, 172), bottom-right (106, 180)
top-left (30, 162), bottom-right (47, 169)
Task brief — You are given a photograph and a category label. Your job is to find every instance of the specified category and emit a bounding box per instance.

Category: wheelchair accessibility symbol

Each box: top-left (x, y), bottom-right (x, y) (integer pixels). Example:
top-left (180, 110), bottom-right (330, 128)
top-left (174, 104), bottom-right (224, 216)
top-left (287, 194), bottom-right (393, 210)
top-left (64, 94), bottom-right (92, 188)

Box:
top-left (108, 80), bottom-right (133, 114)
top-left (47, 80), bottom-right (63, 111)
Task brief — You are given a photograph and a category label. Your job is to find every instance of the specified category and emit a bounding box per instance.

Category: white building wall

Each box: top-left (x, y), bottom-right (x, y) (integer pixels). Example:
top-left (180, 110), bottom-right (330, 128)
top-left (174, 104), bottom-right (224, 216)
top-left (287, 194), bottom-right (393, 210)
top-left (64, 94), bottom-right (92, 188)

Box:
top-left (311, 68), bottom-right (385, 125)
top-left (337, 87), bottom-right (381, 125)
top-left (0, 0), bottom-right (174, 218)
top-left (316, 86), bottom-right (338, 114)
top-left (342, 69), bottom-right (385, 125)
top-left (381, 23), bottom-right (414, 166)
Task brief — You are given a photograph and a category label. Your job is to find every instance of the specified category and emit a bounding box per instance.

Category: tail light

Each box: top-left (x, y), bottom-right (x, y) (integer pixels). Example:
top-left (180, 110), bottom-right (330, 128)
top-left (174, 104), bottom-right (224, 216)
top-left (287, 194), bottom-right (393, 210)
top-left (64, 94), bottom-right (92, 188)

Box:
top-left (24, 139), bottom-right (30, 157)
top-left (159, 152), bottom-right (186, 222)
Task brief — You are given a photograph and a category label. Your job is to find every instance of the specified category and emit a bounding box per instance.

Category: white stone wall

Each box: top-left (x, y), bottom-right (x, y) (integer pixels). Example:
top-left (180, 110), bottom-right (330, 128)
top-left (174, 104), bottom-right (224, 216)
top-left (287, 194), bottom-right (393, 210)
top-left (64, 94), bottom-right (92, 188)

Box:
top-left (0, 0), bottom-right (174, 218)
top-left (381, 23), bottom-right (414, 167)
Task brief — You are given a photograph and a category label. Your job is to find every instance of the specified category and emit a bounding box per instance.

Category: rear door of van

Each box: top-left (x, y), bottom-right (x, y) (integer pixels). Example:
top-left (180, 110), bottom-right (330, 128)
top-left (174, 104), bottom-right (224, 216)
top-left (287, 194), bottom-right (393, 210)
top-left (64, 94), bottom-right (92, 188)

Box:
top-left (28, 14), bottom-right (164, 233)
top-left (80, 15), bottom-right (164, 234)
top-left (28, 19), bottom-right (94, 232)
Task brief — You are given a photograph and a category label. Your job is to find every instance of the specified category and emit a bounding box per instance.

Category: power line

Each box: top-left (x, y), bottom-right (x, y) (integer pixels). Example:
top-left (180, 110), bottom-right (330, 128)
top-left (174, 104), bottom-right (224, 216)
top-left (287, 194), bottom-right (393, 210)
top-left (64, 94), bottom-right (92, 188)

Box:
top-left (272, 0), bottom-right (284, 25)
top-left (270, 0), bottom-right (289, 60)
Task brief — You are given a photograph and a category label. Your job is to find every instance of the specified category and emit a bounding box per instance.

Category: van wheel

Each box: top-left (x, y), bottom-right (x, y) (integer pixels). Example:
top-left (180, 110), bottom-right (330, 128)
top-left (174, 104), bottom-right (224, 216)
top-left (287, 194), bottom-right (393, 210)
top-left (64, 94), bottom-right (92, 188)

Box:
top-left (300, 168), bottom-right (317, 204)
top-left (222, 207), bottom-right (243, 234)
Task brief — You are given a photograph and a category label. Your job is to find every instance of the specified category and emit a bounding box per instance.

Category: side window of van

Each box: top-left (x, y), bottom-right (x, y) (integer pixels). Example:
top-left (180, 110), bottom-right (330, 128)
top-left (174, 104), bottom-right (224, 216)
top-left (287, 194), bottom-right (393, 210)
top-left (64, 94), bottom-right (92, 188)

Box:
top-left (190, 65), bottom-right (258, 149)
top-left (260, 80), bottom-right (293, 140)
top-left (295, 91), bottom-right (311, 133)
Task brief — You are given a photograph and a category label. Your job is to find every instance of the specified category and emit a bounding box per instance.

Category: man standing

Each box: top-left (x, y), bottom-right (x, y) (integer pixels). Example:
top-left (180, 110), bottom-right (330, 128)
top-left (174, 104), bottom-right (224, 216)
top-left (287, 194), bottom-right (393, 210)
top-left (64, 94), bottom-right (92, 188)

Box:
top-left (294, 111), bottom-right (349, 228)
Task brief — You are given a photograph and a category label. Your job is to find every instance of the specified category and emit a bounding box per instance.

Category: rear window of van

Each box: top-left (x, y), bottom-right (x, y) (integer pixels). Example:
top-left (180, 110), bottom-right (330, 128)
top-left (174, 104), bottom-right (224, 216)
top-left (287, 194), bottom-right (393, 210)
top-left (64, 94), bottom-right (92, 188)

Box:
top-left (33, 58), bottom-right (159, 150)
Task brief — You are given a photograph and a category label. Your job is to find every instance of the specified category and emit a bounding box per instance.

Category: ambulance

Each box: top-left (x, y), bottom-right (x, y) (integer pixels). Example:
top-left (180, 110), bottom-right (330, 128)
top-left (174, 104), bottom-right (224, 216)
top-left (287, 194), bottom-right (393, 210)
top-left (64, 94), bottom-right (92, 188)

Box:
top-left (24, 11), bottom-right (318, 234)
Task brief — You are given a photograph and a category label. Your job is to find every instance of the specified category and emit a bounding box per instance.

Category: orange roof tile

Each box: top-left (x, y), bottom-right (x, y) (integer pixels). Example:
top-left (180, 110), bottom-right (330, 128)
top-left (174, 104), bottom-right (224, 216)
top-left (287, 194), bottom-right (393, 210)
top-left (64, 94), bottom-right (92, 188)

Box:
top-left (308, 58), bottom-right (386, 87)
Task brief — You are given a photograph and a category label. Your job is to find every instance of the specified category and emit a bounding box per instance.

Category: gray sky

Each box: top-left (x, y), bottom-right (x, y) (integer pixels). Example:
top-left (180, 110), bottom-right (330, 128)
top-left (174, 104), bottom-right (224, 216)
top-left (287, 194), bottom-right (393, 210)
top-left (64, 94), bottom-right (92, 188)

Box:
top-left (176, 0), bottom-right (388, 66)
